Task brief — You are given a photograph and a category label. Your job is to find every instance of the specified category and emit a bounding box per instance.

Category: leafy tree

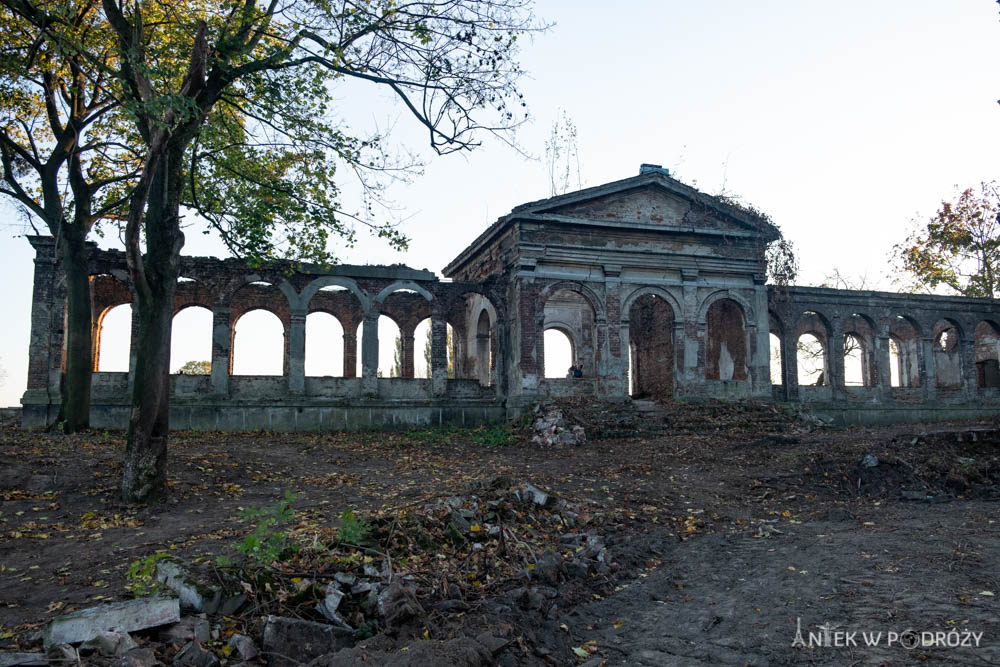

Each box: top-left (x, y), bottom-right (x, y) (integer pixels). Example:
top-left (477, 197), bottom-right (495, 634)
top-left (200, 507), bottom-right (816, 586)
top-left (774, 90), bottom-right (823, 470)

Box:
top-left (176, 360), bottom-right (210, 375)
top-left (0, 1), bottom-right (139, 432)
top-left (715, 192), bottom-right (798, 292)
top-left (3, 0), bottom-right (539, 502)
top-left (893, 182), bottom-right (1000, 298)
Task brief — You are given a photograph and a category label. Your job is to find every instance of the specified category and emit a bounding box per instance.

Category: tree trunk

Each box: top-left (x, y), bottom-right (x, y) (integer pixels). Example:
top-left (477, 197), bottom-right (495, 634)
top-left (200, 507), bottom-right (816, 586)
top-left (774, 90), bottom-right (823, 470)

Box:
top-left (121, 142), bottom-right (186, 504)
top-left (58, 231), bottom-right (93, 433)
top-left (121, 272), bottom-right (176, 503)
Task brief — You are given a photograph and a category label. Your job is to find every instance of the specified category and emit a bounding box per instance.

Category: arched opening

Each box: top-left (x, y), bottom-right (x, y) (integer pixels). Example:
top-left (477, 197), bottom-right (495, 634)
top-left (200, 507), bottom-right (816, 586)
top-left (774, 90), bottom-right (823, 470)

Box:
top-left (795, 311), bottom-right (829, 386)
top-left (888, 316), bottom-right (921, 388)
top-left (306, 284), bottom-right (363, 378)
top-left (374, 288), bottom-right (432, 379)
top-left (974, 321), bottom-right (1000, 388)
top-left (797, 333), bottom-right (827, 386)
top-left (475, 309), bottom-right (493, 386)
top-left (843, 333), bottom-right (866, 386)
top-left (543, 328), bottom-right (574, 378)
top-left (370, 315), bottom-right (402, 377)
top-left (412, 318), bottom-right (455, 379)
top-left (229, 280), bottom-right (289, 376)
top-left (170, 306), bottom-right (212, 373)
top-left (889, 337), bottom-right (903, 387)
top-left (90, 273), bottom-right (133, 372)
top-left (841, 314), bottom-right (876, 388)
top-left (628, 293), bottom-right (674, 397)
top-left (232, 309), bottom-right (284, 375)
top-left (705, 298), bottom-right (746, 381)
top-left (542, 286), bottom-right (597, 379)
top-left (932, 320), bottom-right (961, 388)
top-left (769, 332), bottom-right (783, 385)
top-left (305, 312), bottom-right (345, 376)
top-left (447, 293), bottom-right (498, 384)
top-left (96, 304), bottom-right (132, 372)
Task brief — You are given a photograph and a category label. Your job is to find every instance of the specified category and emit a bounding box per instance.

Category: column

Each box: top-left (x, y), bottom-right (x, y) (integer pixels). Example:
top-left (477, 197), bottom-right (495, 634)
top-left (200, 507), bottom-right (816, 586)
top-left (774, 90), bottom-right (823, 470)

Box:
top-left (746, 322), bottom-right (759, 387)
top-left (829, 324), bottom-right (845, 402)
top-left (781, 330), bottom-right (799, 401)
top-left (603, 265), bottom-right (624, 397)
top-left (452, 324), bottom-right (469, 379)
top-left (959, 334), bottom-right (976, 401)
top-left (921, 337), bottom-right (937, 402)
top-left (672, 321), bottom-right (685, 397)
top-left (343, 327), bottom-right (357, 378)
top-left (287, 310), bottom-right (306, 394)
top-left (361, 315), bottom-right (378, 395)
top-left (400, 325), bottom-right (416, 379)
top-left (751, 280), bottom-right (771, 398)
top-left (680, 270), bottom-right (700, 393)
top-left (431, 311), bottom-right (448, 396)
top-left (23, 237), bottom-right (61, 426)
top-left (477, 331), bottom-right (490, 385)
top-left (127, 303), bottom-right (140, 392)
top-left (210, 305), bottom-right (232, 395)
top-left (24, 237), bottom-right (60, 393)
top-left (874, 334), bottom-right (891, 402)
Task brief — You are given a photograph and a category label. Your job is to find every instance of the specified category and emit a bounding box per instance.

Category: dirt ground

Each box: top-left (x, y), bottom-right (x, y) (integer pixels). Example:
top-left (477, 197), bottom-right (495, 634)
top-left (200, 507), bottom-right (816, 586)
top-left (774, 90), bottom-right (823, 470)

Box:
top-left (1, 400), bottom-right (999, 665)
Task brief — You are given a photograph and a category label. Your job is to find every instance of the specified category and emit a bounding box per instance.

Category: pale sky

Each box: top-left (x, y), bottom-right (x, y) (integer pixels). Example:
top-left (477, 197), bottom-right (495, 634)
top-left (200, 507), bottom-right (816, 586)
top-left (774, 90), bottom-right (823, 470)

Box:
top-left (2, 1), bottom-right (999, 406)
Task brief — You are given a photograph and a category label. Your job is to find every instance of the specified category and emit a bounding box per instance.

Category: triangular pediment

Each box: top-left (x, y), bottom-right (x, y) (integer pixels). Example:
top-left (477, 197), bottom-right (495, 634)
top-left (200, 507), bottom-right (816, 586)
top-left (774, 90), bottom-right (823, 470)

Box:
top-left (513, 174), bottom-right (777, 238)
top-left (444, 169), bottom-right (779, 278)
top-left (546, 185), bottom-right (718, 227)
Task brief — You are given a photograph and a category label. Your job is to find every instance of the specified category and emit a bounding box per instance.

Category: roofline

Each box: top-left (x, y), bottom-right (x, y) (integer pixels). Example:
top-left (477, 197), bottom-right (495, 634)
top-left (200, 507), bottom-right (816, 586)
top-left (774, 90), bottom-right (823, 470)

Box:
top-left (443, 171), bottom-right (779, 277)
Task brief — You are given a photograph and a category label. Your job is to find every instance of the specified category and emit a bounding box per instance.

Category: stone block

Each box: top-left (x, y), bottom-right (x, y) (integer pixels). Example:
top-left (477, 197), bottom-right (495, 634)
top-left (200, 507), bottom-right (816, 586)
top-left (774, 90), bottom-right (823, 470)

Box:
top-left (45, 644), bottom-right (77, 663)
top-left (43, 598), bottom-right (180, 648)
top-left (115, 648), bottom-right (158, 667)
top-left (160, 617), bottom-right (211, 646)
top-left (215, 408), bottom-right (246, 431)
top-left (171, 641), bottom-right (219, 667)
top-left (261, 616), bottom-right (353, 667)
top-left (168, 405), bottom-right (191, 430)
top-left (267, 408), bottom-right (297, 431)
top-left (0, 653), bottom-right (47, 666)
top-left (293, 407), bottom-right (321, 430)
top-left (79, 631), bottom-right (137, 657)
top-left (241, 407), bottom-right (268, 430)
top-left (189, 406), bottom-right (219, 430)
top-left (226, 634), bottom-right (258, 661)
top-left (155, 560), bottom-right (223, 614)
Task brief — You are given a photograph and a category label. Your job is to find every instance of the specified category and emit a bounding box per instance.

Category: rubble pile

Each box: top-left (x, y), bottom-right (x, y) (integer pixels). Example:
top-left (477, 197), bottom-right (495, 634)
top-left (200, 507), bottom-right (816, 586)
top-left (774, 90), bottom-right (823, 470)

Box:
top-left (1, 478), bottom-right (625, 666)
top-left (530, 404), bottom-right (587, 446)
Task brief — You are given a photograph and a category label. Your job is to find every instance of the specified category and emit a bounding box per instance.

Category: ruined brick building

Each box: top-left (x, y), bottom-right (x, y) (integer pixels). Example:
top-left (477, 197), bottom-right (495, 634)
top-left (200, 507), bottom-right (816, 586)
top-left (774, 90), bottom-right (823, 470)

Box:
top-left (20, 165), bottom-right (1000, 429)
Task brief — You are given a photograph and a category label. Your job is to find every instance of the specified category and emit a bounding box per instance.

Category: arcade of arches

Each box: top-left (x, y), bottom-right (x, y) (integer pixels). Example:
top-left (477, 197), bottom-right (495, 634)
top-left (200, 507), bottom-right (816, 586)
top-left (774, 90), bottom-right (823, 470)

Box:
top-left (21, 166), bottom-right (1000, 429)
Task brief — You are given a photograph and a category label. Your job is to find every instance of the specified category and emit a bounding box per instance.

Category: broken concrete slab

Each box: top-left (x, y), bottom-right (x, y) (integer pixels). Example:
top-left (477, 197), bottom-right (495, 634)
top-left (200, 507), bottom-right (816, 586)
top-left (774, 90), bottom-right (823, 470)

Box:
top-left (531, 550), bottom-right (563, 585)
top-left (42, 598), bottom-right (180, 648)
top-left (321, 583), bottom-right (344, 616)
top-left (226, 634), bottom-right (258, 661)
top-left (521, 483), bottom-right (552, 507)
top-left (160, 617), bottom-right (210, 646)
top-left (261, 616), bottom-right (353, 667)
top-left (114, 647), bottom-right (158, 667)
top-left (44, 643), bottom-right (76, 663)
top-left (155, 559), bottom-right (223, 614)
top-left (380, 582), bottom-right (424, 634)
top-left (0, 653), bottom-right (47, 667)
top-left (79, 631), bottom-right (137, 657)
top-left (172, 641), bottom-right (219, 667)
